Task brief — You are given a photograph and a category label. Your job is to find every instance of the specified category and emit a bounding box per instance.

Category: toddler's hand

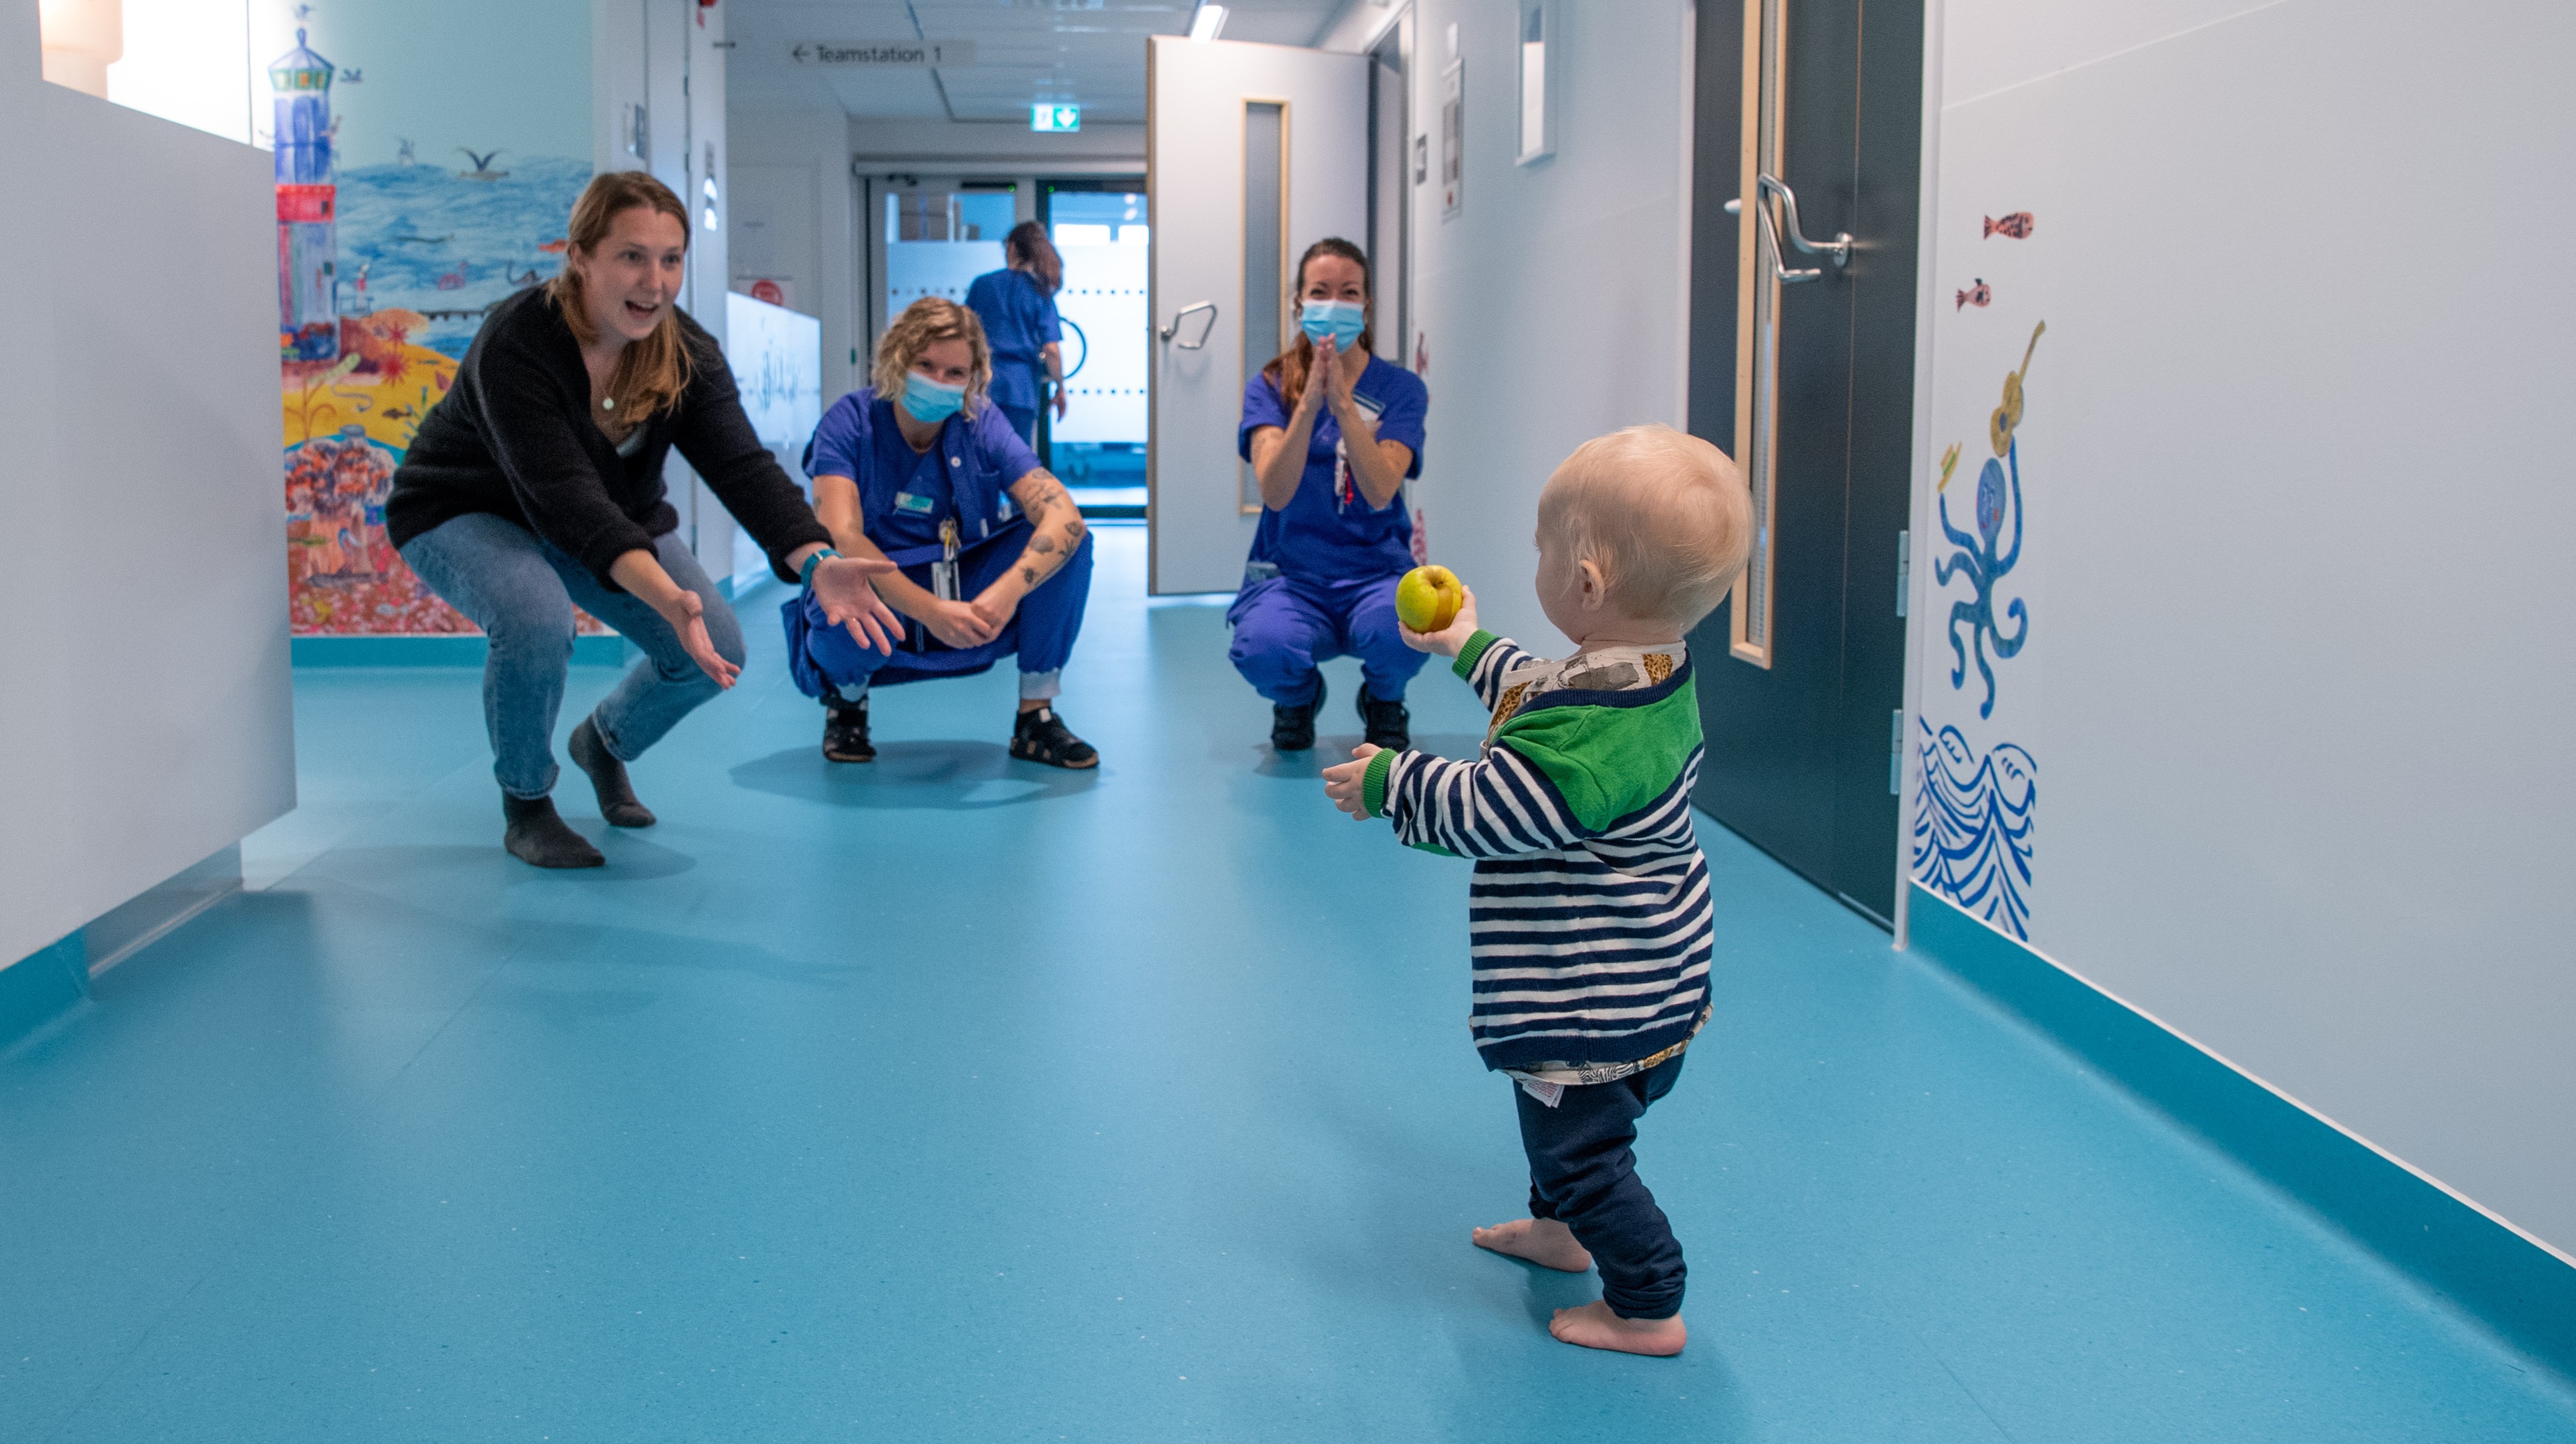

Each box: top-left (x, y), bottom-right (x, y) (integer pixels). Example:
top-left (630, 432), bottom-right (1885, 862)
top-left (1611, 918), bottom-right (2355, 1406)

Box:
top-left (1399, 584), bottom-right (1481, 657)
top-left (1321, 744), bottom-right (1382, 819)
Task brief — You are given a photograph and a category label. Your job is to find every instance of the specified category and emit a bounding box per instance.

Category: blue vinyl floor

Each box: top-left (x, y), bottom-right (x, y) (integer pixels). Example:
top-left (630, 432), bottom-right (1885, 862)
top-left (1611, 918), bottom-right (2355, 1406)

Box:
top-left (4, 525), bottom-right (2572, 1441)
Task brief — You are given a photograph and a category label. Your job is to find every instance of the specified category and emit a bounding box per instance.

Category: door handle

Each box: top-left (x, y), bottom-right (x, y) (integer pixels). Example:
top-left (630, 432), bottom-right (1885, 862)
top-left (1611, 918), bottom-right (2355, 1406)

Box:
top-left (1725, 196), bottom-right (1822, 284)
top-left (1159, 301), bottom-right (1219, 349)
top-left (1725, 174), bottom-right (1853, 283)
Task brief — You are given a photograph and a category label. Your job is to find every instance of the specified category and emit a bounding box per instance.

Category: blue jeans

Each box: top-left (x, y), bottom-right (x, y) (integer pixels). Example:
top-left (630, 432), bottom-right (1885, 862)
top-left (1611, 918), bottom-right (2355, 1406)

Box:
top-left (1225, 572), bottom-right (1428, 707)
top-left (1514, 1053), bottom-right (1689, 1319)
top-left (398, 513), bottom-right (746, 800)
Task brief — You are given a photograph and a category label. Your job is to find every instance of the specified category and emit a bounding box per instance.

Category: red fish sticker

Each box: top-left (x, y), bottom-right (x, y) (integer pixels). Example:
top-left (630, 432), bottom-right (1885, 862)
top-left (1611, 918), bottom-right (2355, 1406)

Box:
top-left (1957, 278), bottom-right (1992, 311)
top-left (1983, 212), bottom-right (2034, 240)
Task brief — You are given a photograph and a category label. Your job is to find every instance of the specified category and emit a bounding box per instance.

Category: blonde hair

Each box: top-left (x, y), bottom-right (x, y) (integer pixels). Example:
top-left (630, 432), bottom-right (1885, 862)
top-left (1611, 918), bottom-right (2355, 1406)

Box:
top-left (1538, 425), bottom-right (1753, 631)
top-left (545, 171), bottom-right (694, 420)
top-left (873, 297), bottom-right (992, 416)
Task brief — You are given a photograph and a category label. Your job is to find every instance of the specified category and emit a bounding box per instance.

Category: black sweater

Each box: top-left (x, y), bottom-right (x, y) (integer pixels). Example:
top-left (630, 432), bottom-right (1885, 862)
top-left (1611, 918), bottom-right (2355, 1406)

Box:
top-left (387, 288), bottom-right (831, 588)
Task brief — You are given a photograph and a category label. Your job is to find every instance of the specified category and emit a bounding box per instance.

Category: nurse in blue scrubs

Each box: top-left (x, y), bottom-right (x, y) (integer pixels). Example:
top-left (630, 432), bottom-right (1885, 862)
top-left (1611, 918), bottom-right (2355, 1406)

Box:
top-left (781, 297), bottom-right (1098, 768)
top-left (963, 222), bottom-right (1068, 445)
top-left (1230, 238), bottom-right (1429, 753)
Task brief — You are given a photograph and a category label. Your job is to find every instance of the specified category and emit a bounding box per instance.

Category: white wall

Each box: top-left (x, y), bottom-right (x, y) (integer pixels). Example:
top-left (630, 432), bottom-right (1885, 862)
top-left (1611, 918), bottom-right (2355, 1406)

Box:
top-left (1907, 0), bottom-right (2576, 1258)
top-left (0, 71), bottom-right (294, 966)
top-left (1326, 0), bottom-right (1695, 649)
top-left (731, 105), bottom-right (861, 401)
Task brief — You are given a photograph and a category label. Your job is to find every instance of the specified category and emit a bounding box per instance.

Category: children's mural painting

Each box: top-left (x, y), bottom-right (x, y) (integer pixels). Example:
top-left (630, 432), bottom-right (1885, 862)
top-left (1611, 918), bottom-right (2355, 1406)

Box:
top-left (272, 28), bottom-right (597, 635)
top-left (1914, 204), bottom-right (2044, 940)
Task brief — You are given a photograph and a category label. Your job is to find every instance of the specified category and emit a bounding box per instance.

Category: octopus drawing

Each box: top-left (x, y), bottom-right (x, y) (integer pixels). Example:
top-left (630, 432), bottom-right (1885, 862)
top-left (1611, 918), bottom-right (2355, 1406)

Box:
top-left (1936, 321), bottom-right (2042, 719)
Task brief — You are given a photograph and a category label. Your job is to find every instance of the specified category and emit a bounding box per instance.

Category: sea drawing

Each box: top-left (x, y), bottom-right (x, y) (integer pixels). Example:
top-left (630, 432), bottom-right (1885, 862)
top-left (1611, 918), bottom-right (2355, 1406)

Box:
top-left (1913, 720), bottom-right (2037, 940)
top-left (271, 28), bottom-right (596, 635)
top-left (1936, 322), bottom-right (2042, 718)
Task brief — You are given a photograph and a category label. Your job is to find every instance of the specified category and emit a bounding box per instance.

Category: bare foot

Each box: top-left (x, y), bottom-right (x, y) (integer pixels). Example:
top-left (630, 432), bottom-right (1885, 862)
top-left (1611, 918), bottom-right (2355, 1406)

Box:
top-left (1548, 1298), bottom-right (1686, 1356)
top-left (1471, 1217), bottom-right (1593, 1272)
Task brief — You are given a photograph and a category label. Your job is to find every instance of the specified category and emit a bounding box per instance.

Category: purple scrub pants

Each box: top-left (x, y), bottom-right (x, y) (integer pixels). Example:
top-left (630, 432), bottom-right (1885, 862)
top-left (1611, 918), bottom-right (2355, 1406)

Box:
top-left (1226, 572), bottom-right (1428, 707)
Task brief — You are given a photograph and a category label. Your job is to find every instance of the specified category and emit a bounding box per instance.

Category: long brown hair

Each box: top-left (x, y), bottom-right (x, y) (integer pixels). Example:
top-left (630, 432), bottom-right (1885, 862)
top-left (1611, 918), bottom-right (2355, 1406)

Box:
top-left (873, 297), bottom-right (994, 418)
top-left (545, 171), bottom-right (695, 421)
top-left (1261, 238), bottom-right (1374, 403)
top-left (1005, 220), bottom-right (1063, 295)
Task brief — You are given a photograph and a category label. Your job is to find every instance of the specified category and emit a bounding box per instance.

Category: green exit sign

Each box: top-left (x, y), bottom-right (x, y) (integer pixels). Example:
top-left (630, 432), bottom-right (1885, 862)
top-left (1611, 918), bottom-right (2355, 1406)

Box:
top-left (1030, 104), bottom-right (1082, 133)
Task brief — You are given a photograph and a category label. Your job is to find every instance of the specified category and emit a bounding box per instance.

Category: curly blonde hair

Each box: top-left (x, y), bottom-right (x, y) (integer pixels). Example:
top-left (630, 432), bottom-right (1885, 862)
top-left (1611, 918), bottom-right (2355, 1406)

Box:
top-left (873, 297), bottom-right (992, 417)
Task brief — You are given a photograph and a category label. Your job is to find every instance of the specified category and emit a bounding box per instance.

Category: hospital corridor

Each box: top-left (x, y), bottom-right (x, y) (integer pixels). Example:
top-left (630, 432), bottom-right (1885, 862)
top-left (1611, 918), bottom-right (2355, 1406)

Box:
top-left (4, 0), bottom-right (2572, 1439)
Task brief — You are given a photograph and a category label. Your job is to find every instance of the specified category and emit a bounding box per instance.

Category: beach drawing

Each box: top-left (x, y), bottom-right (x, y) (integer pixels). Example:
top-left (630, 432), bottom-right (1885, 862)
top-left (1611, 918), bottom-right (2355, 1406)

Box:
top-left (273, 27), bottom-right (597, 636)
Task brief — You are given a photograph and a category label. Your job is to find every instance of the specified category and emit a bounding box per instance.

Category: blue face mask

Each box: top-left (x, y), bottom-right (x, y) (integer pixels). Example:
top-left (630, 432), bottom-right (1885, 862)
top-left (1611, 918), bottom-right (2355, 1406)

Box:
top-left (901, 371), bottom-right (967, 424)
top-left (1299, 298), bottom-right (1366, 351)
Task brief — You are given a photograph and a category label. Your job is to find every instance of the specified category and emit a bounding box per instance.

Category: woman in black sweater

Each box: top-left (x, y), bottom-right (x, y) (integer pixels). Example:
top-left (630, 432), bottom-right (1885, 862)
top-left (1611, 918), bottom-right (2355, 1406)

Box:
top-left (388, 171), bottom-right (899, 868)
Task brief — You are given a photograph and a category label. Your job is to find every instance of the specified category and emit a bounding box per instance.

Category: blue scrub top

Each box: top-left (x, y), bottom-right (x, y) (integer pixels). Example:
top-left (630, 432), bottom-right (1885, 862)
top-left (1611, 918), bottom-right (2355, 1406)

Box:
top-left (1237, 354), bottom-right (1429, 582)
top-left (964, 268), bottom-right (1063, 414)
top-left (803, 389), bottom-right (1041, 555)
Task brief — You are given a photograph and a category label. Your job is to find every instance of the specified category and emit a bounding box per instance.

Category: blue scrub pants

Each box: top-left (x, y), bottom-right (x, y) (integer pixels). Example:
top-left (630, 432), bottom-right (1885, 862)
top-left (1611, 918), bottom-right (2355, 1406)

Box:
top-left (785, 527), bottom-right (1092, 702)
top-left (1227, 572), bottom-right (1427, 707)
top-left (1000, 403), bottom-right (1040, 447)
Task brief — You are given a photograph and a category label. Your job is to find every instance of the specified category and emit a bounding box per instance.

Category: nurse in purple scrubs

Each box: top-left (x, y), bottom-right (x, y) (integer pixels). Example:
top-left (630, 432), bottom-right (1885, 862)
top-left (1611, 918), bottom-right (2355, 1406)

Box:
top-left (1228, 238), bottom-right (1429, 754)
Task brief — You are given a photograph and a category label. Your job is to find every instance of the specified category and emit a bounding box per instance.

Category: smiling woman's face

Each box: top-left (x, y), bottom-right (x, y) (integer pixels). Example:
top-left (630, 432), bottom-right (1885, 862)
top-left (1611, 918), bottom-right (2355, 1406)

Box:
top-left (571, 204), bottom-right (688, 345)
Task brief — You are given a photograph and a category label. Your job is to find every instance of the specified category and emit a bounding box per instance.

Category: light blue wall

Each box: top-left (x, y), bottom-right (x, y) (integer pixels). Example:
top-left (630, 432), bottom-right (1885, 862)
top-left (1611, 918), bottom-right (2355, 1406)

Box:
top-left (250, 0), bottom-right (589, 170)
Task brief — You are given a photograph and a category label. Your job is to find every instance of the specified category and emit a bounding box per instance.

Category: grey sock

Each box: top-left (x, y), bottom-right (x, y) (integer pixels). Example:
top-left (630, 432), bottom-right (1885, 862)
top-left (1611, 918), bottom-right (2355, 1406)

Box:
top-left (569, 717), bottom-right (656, 828)
top-left (501, 793), bottom-right (604, 869)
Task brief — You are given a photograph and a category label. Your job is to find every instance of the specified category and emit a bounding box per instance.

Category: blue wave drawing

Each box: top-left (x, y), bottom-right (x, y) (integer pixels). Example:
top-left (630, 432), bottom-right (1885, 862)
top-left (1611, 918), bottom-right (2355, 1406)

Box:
top-left (1912, 719), bottom-right (2037, 940)
top-left (335, 156), bottom-right (594, 358)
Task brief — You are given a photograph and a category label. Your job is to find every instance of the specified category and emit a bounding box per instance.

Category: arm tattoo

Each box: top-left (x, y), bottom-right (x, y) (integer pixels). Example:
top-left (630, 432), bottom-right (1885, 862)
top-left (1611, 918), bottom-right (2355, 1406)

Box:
top-left (1031, 535), bottom-right (1057, 555)
top-left (1020, 565), bottom-right (1039, 586)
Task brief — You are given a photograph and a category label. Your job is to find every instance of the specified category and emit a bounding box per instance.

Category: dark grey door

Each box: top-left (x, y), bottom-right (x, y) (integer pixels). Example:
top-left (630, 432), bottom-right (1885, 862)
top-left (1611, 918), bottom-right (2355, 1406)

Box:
top-left (1686, 0), bottom-right (1922, 924)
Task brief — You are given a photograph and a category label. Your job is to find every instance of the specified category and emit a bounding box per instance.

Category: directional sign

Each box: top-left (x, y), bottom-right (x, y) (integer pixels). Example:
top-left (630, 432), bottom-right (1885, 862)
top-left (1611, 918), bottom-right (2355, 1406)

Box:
top-left (789, 41), bottom-right (975, 67)
top-left (1031, 104), bottom-right (1083, 133)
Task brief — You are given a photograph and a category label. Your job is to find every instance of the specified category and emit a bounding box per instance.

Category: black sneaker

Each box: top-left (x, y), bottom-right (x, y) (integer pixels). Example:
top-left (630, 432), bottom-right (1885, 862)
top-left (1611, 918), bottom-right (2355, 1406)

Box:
top-left (1010, 704), bottom-right (1098, 769)
top-left (821, 695), bottom-right (874, 763)
top-left (1270, 676), bottom-right (1326, 752)
top-left (1357, 684), bottom-right (1411, 751)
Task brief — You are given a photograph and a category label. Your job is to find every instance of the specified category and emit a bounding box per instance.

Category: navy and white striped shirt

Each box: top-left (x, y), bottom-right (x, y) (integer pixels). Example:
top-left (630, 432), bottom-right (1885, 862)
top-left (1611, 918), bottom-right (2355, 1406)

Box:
top-left (1359, 633), bottom-right (1713, 1076)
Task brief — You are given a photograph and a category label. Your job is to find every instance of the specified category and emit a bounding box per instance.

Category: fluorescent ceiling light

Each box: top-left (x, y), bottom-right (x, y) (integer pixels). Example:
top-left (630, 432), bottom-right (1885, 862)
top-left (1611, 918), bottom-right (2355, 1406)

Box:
top-left (1187, 4), bottom-right (1227, 41)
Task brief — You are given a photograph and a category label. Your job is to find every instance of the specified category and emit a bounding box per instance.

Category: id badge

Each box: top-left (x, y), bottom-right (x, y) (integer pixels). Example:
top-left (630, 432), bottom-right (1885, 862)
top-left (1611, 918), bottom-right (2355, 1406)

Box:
top-left (893, 492), bottom-right (937, 515)
top-left (931, 560), bottom-right (960, 600)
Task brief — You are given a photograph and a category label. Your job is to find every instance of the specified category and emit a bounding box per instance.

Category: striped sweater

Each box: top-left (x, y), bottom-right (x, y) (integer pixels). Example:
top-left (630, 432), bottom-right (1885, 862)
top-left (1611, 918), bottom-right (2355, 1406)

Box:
top-left (1358, 630), bottom-right (1714, 1075)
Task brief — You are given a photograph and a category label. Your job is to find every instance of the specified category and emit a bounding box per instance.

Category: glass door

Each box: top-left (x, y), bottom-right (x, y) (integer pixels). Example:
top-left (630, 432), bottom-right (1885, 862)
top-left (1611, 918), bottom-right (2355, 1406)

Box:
top-left (1039, 181), bottom-right (1150, 518)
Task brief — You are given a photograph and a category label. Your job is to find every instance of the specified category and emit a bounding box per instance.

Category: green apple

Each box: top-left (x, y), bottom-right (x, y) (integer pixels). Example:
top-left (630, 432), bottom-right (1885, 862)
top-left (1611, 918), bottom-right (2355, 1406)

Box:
top-left (1396, 564), bottom-right (1464, 634)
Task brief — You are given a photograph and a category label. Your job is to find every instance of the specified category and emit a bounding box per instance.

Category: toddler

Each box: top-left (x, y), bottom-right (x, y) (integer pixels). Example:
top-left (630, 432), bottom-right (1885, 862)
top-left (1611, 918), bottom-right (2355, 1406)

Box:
top-left (1322, 425), bottom-right (1752, 1356)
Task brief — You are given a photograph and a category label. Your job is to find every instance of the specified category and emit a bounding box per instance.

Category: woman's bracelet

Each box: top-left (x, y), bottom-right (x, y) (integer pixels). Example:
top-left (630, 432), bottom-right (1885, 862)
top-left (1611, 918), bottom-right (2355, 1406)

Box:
top-left (798, 547), bottom-right (839, 588)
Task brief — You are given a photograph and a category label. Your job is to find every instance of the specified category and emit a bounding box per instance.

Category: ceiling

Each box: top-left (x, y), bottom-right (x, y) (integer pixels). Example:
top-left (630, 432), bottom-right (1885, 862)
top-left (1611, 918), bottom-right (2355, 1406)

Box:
top-left (724, 0), bottom-right (1353, 126)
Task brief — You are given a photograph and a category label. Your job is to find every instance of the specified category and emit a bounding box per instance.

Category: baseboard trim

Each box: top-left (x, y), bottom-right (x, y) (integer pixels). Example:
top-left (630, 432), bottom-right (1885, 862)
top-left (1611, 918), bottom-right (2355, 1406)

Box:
top-left (1903, 884), bottom-right (2575, 1383)
top-left (291, 634), bottom-right (631, 667)
top-left (0, 932), bottom-right (89, 1053)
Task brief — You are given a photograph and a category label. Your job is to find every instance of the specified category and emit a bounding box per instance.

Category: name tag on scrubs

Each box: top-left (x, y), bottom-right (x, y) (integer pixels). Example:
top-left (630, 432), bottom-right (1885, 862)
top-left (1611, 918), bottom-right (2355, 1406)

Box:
top-left (893, 492), bottom-right (936, 515)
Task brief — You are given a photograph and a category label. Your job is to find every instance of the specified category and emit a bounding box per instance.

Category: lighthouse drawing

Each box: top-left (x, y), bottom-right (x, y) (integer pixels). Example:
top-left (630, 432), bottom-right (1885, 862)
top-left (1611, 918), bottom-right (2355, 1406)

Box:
top-left (273, 29), bottom-right (339, 361)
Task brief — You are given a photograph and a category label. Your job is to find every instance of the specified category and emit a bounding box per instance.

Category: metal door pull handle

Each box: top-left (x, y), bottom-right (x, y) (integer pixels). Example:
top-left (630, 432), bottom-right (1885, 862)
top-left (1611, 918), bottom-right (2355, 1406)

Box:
top-left (1726, 196), bottom-right (1823, 284)
top-left (1758, 173), bottom-right (1852, 268)
top-left (1159, 301), bottom-right (1219, 349)
top-left (1726, 173), bottom-right (1853, 283)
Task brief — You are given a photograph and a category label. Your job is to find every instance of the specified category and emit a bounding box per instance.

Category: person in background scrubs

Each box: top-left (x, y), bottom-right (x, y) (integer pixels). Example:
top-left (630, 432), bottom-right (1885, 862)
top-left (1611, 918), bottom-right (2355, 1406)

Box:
top-left (780, 297), bottom-right (1098, 769)
top-left (1229, 238), bottom-right (1429, 754)
top-left (965, 222), bottom-right (1069, 446)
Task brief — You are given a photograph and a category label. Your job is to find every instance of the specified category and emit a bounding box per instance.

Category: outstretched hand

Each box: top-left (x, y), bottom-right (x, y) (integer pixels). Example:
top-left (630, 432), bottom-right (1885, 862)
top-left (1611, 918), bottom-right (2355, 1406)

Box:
top-left (1399, 584), bottom-right (1480, 657)
top-left (1322, 744), bottom-right (1382, 820)
top-left (808, 554), bottom-right (903, 655)
top-left (656, 589), bottom-right (741, 690)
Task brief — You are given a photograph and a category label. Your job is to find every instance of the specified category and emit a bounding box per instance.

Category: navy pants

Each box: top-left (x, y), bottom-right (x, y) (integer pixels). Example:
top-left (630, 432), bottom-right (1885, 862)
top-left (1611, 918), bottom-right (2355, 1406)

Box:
top-left (1513, 1053), bottom-right (1688, 1319)
top-left (1226, 572), bottom-right (1428, 707)
top-left (786, 527), bottom-right (1093, 701)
